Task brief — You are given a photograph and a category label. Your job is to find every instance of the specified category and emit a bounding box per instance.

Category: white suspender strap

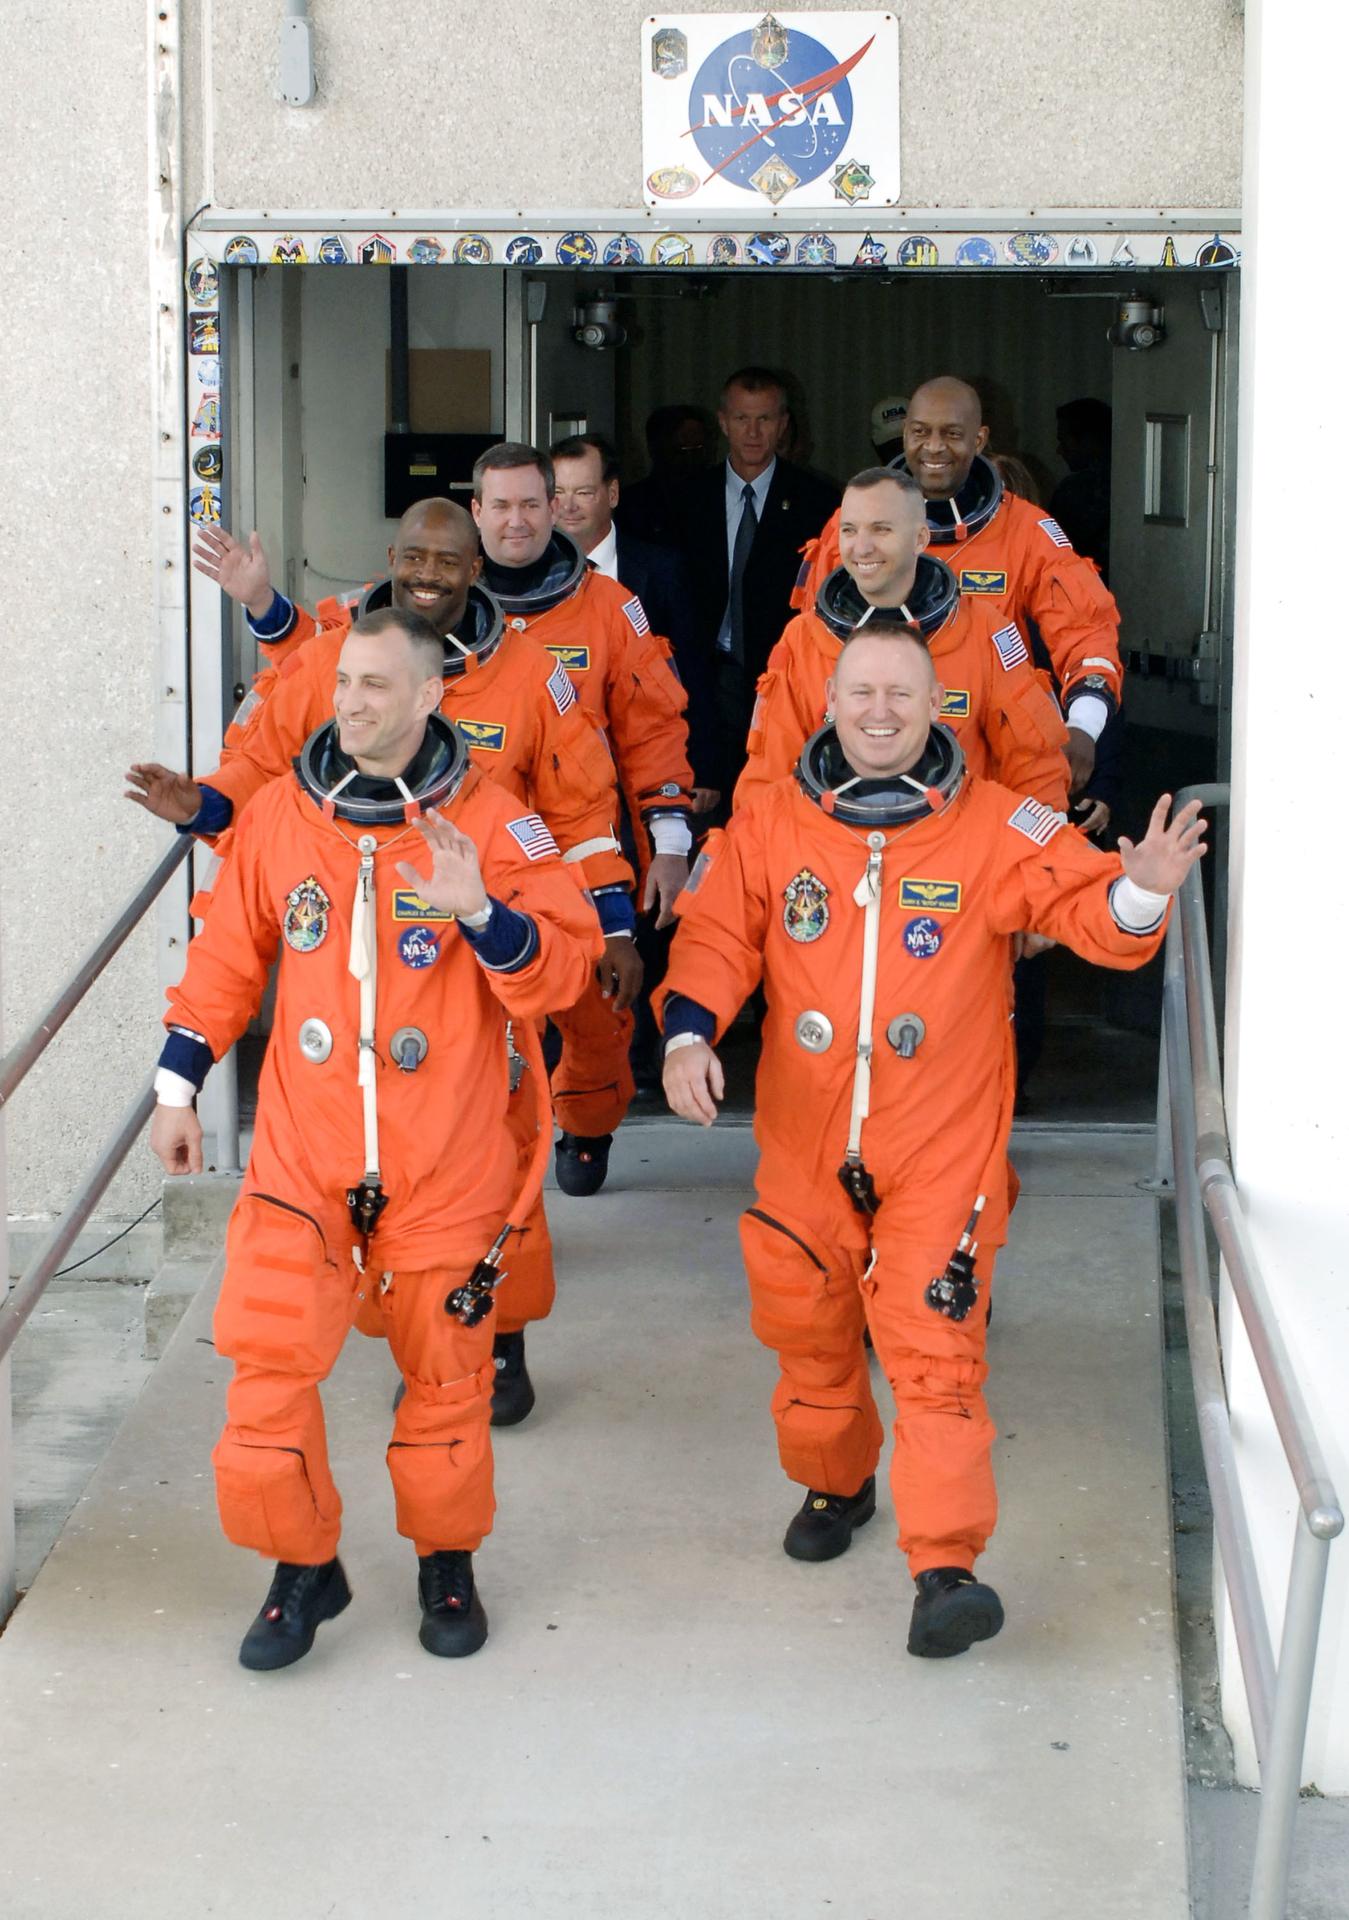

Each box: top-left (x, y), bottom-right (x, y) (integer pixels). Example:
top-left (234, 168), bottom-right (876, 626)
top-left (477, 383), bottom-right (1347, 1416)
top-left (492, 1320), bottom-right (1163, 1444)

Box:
top-left (348, 840), bottom-right (380, 1185)
top-left (845, 833), bottom-right (886, 1165)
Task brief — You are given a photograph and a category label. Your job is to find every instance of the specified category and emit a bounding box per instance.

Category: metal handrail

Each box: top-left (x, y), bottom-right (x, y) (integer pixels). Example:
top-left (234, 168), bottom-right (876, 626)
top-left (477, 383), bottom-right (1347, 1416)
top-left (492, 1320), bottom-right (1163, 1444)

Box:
top-left (2, 832), bottom-right (236, 1621)
top-left (1163, 780), bottom-right (1343, 1920)
top-left (0, 1082), bottom-right (156, 1365)
top-left (0, 837), bottom-right (191, 1107)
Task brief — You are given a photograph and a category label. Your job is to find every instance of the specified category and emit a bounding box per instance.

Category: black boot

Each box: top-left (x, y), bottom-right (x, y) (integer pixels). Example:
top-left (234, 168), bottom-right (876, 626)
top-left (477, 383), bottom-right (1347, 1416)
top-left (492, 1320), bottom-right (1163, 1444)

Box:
top-left (417, 1550), bottom-right (489, 1658)
top-left (491, 1330), bottom-right (535, 1427)
top-left (238, 1557), bottom-right (351, 1671)
top-left (907, 1566), bottom-right (1005, 1658)
top-left (782, 1476), bottom-right (877, 1562)
top-left (554, 1131), bottom-right (613, 1197)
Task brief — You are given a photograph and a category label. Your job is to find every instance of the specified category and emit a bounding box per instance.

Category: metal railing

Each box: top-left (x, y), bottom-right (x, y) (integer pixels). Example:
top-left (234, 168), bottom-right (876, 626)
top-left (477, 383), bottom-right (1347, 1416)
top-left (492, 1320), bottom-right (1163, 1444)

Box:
top-left (1, 836), bottom-right (237, 1619)
top-left (1163, 782), bottom-right (1343, 1920)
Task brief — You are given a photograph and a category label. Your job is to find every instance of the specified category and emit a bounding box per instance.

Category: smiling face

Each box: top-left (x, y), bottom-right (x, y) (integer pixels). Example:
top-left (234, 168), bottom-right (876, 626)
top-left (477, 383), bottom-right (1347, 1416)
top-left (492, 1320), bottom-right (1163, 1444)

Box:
top-left (827, 630), bottom-right (942, 779)
top-left (552, 446), bottom-right (618, 553)
top-left (333, 625), bottom-right (444, 775)
top-left (472, 461), bottom-right (554, 567)
top-left (901, 378), bottom-right (989, 500)
top-left (838, 478), bottom-right (930, 606)
top-left (388, 501), bottom-right (481, 635)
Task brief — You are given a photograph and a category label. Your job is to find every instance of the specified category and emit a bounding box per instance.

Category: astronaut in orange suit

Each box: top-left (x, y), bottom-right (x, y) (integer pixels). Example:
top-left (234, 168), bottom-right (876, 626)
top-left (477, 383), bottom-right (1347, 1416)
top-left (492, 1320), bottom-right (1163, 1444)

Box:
top-left (149, 608), bottom-right (601, 1672)
top-left (736, 467), bottom-right (1069, 814)
top-left (793, 376), bottom-right (1123, 795)
top-left (656, 625), bottom-right (1204, 1658)
top-left (131, 500), bottom-right (629, 1427)
top-left (472, 443), bottom-right (695, 1198)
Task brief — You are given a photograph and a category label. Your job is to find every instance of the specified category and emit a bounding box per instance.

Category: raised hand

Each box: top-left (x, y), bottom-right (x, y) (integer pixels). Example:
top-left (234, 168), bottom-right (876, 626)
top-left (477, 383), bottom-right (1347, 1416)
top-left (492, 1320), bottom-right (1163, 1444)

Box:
top-left (396, 810), bottom-right (489, 919)
top-left (1118, 795), bottom-right (1207, 896)
top-left (125, 762), bottom-right (204, 824)
top-left (191, 525), bottom-right (274, 620)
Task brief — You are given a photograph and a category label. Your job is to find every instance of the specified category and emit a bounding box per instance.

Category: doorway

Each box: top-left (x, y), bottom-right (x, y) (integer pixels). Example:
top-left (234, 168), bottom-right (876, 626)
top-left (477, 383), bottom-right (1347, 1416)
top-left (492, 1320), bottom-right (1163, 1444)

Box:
top-left (219, 257), bottom-right (1235, 1127)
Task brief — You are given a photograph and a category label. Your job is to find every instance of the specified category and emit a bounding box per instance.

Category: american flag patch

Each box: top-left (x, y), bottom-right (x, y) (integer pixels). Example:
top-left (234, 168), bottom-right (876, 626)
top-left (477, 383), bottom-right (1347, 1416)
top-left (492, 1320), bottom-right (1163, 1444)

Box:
top-left (1038, 516), bottom-right (1072, 549)
top-left (992, 622), bottom-right (1028, 670)
top-left (621, 594), bottom-right (651, 637)
top-left (1007, 799), bottom-right (1065, 847)
top-left (505, 813), bottom-right (561, 862)
top-left (546, 660), bottom-right (577, 716)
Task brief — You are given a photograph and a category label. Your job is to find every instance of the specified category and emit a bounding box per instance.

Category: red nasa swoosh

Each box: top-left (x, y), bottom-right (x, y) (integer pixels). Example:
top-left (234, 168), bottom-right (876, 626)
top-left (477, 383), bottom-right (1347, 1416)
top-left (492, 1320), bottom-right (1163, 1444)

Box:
top-left (682, 37), bottom-right (875, 184)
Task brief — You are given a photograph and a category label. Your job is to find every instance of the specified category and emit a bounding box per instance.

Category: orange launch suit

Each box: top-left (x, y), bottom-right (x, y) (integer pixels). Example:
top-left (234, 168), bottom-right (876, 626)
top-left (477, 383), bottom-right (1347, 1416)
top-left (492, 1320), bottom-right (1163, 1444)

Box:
top-left (200, 623), bottom-right (625, 1335)
top-left (166, 762), bottom-right (600, 1564)
top-left (497, 565), bottom-right (695, 1139)
top-left (655, 766), bottom-right (1167, 1575)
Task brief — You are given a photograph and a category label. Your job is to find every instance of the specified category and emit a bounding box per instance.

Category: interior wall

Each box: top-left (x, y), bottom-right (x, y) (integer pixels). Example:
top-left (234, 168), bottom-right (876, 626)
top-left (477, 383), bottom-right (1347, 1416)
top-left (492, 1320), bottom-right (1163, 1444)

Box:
top-left (613, 272), bottom-right (1115, 499)
top-left (292, 265), bottom-right (507, 607)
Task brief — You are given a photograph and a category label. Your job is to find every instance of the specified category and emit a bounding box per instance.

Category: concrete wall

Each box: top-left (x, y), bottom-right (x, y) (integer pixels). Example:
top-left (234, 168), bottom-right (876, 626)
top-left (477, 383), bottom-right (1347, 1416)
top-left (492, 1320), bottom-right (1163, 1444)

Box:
top-left (0, 4), bottom-right (167, 1223)
top-left (185, 0), bottom-right (1242, 213)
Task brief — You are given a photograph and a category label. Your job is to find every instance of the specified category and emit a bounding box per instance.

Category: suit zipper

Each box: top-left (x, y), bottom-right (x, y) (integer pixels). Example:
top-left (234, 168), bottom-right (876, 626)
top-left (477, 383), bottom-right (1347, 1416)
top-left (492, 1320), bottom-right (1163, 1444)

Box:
top-left (745, 1207), bottom-right (828, 1275)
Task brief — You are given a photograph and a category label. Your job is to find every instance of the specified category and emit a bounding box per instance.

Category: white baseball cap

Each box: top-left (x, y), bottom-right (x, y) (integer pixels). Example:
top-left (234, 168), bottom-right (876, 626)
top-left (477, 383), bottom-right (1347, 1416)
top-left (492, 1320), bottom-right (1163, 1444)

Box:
top-left (870, 394), bottom-right (910, 443)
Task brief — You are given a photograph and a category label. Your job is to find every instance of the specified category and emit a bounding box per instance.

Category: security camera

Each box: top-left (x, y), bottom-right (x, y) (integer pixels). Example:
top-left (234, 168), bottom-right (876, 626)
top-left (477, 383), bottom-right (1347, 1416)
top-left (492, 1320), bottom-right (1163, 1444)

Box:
top-left (1109, 295), bottom-right (1165, 352)
top-left (573, 299), bottom-right (626, 351)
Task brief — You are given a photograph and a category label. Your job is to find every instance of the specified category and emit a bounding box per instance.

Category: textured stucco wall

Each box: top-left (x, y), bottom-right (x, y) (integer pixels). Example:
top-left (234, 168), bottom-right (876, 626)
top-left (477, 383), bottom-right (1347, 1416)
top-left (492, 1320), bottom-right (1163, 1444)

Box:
top-left (1, 5), bottom-right (167, 1221)
top-left (192, 0), bottom-right (1242, 213)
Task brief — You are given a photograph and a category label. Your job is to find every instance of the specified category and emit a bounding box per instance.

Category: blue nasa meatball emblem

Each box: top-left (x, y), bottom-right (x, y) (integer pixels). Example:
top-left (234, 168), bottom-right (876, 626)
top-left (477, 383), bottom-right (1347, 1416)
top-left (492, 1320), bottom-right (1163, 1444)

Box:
top-left (903, 916), bottom-right (943, 960)
top-left (398, 925), bottom-right (441, 970)
top-left (688, 24), bottom-right (858, 197)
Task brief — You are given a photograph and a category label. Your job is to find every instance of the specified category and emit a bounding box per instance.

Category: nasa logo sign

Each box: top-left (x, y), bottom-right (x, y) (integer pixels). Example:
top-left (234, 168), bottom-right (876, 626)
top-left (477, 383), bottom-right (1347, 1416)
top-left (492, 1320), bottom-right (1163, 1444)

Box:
top-left (642, 13), bottom-right (899, 210)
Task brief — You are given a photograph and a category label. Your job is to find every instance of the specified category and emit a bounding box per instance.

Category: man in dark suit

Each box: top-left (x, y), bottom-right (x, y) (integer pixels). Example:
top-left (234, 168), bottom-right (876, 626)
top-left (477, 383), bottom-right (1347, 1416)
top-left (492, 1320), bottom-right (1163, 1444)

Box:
top-left (676, 367), bottom-right (840, 795)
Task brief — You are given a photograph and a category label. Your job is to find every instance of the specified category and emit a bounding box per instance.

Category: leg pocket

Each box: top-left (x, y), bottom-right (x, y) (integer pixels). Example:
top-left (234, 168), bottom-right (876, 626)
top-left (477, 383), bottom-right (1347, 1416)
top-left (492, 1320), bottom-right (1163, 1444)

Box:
top-left (740, 1205), bottom-right (863, 1354)
top-left (215, 1192), bottom-right (354, 1377)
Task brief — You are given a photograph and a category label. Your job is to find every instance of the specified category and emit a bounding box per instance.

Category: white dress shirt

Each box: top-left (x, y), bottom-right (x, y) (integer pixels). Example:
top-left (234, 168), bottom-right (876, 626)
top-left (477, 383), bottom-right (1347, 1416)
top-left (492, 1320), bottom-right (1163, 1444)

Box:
top-left (588, 521), bottom-right (619, 581)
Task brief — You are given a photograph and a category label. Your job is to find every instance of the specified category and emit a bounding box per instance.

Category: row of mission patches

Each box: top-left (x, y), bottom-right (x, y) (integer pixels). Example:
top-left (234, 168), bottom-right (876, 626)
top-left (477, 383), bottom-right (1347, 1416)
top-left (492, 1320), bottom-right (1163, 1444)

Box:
top-left (193, 228), bottom-right (1240, 272)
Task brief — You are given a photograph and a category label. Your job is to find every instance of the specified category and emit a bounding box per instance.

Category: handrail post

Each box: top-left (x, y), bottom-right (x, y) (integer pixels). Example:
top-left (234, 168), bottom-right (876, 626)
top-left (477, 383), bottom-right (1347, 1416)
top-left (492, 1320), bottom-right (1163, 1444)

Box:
top-left (199, 1047), bottom-right (241, 1175)
top-left (1140, 1017), bottom-right (1174, 1194)
top-left (1247, 1520), bottom-right (1333, 1919)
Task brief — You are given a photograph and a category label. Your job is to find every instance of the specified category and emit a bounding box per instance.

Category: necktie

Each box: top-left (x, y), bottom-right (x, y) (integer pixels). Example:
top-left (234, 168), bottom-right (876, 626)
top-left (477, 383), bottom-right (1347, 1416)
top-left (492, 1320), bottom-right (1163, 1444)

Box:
top-left (728, 481), bottom-right (758, 664)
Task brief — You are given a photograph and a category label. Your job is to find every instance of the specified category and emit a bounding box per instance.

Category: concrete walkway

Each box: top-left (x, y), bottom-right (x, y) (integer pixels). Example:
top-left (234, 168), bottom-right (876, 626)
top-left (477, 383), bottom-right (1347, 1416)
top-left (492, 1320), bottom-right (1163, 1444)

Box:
top-left (0, 1124), bottom-right (1187, 1920)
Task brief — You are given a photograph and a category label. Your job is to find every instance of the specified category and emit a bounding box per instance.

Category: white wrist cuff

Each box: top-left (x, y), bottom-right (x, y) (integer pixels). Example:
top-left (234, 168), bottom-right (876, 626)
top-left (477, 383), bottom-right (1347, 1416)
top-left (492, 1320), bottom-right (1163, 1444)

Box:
top-left (1066, 694), bottom-right (1110, 742)
top-left (154, 1067), bottom-right (198, 1108)
top-left (459, 901), bottom-right (492, 930)
top-left (663, 1031), bottom-right (706, 1056)
top-left (650, 817), bottom-right (693, 857)
top-left (1112, 874), bottom-right (1169, 931)
top-left (605, 928), bottom-right (634, 942)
